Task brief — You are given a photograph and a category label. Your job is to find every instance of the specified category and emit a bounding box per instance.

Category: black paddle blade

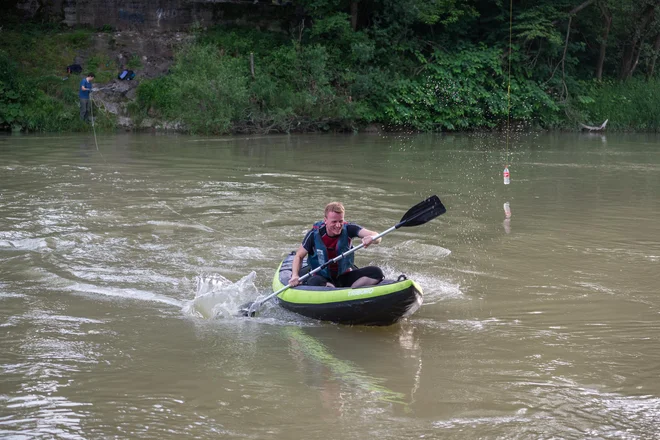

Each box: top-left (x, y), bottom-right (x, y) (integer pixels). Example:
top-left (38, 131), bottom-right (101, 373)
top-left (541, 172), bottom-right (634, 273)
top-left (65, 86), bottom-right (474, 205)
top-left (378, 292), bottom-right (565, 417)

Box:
top-left (397, 195), bottom-right (446, 228)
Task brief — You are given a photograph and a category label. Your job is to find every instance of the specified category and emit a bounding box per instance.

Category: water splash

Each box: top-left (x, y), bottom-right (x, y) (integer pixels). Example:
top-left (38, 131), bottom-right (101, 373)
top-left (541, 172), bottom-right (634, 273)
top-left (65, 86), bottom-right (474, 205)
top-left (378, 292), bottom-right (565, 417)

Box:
top-left (183, 272), bottom-right (260, 319)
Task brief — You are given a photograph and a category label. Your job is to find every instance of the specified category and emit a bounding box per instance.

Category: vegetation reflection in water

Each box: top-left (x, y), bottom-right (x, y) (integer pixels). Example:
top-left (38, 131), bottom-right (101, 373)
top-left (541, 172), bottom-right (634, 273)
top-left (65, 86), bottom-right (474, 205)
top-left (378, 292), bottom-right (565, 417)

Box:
top-left (284, 326), bottom-right (409, 408)
top-left (185, 272), bottom-right (413, 408)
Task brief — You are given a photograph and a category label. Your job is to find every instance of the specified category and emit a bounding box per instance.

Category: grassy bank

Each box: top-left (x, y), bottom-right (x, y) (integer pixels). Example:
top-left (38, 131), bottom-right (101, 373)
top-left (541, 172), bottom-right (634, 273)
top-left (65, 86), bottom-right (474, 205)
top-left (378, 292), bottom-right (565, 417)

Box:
top-left (2, 24), bottom-right (659, 134)
top-left (0, 25), bottom-right (118, 132)
top-left (131, 27), bottom-right (564, 134)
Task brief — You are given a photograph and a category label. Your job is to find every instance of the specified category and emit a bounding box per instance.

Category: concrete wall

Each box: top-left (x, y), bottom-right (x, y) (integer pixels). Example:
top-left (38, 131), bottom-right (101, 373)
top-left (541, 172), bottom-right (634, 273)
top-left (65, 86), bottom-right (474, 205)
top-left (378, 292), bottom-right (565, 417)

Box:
top-left (15, 0), bottom-right (291, 32)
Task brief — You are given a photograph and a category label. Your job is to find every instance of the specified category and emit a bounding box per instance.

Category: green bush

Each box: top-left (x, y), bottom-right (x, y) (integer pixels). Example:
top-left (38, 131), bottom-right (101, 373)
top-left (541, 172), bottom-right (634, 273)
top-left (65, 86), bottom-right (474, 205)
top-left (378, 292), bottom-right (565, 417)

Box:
top-left (135, 44), bottom-right (250, 134)
top-left (198, 26), bottom-right (286, 57)
top-left (248, 43), bottom-right (353, 131)
top-left (86, 54), bottom-right (114, 71)
top-left (0, 52), bottom-right (35, 130)
top-left (0, 49), bottom-right (108, 132)
top-left (381, 45), bottom-right (559, 130)
top-left (134, 37), bottom-right (357, 133)
top-left (22, 93), bottom-right (72, 132)
top-left (3, 19), bottom-right (658, 134)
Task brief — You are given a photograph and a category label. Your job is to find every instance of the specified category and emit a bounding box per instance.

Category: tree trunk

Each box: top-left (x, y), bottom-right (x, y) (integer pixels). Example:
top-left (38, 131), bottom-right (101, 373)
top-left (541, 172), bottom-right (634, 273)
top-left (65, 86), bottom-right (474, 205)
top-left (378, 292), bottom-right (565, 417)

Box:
top-left (350, 0), bottom-right (359, 31)
top-left (595, 4), bottom-right (612, 81)
top-left (630, 42), bottom-right (644, 78)
top-left (620, 4), bottom-right (656, 79)
top-left (647, 33), bottom-right (660, 79)
top-left (552, 0), bottom-right (595, 25)
top-left (620, 43), bottom-right (635, 79)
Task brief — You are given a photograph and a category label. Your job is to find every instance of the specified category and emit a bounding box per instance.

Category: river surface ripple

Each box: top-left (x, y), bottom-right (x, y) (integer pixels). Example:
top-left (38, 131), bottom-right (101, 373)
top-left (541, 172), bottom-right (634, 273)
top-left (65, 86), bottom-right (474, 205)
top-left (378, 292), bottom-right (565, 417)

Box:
top-left (1, 132), bottom-right (659, 439)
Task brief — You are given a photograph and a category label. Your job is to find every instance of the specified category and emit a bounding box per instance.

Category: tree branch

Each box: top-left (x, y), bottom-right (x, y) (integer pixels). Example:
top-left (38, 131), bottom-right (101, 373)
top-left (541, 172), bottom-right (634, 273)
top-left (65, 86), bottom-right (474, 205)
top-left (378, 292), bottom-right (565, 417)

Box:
top-left (595, 3), bottom-right (612, 80)
top-left (648, 32), bottom-right (660, 79)
top-left (560, 16), bottom-right (572, 101)
top-left (552, 0), bottom-right (595, 26)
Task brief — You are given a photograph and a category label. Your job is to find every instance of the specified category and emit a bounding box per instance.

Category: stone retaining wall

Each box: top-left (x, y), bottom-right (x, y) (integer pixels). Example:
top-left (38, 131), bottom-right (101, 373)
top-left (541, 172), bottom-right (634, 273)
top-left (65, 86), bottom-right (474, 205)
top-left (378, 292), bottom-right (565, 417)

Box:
top-left (16, 0), bottom-right (292, 32)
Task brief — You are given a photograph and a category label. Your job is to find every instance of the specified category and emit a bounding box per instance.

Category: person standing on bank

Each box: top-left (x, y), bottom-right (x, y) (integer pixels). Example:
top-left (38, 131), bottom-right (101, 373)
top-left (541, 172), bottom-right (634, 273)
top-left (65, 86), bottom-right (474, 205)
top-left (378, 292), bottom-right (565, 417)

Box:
top-left (79, 73), bottom-right (95, 122)
top-left (290, 202), bottom-right (384, 288)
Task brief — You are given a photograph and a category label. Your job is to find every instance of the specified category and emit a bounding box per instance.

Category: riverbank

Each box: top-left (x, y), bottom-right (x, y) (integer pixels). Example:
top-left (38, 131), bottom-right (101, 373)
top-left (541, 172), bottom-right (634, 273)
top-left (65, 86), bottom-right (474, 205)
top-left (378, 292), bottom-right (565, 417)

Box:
top-left (2, 24), bottom-right (660, 134)
top-left (0, 26), bottom-right (190, 133)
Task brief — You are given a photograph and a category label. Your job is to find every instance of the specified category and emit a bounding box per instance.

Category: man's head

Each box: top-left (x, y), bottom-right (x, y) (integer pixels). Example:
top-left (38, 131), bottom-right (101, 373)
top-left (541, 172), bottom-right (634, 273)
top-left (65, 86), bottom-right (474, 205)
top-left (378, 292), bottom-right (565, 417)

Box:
top-left (324, 202), bottom-right (345, 237)
top-left (324, 202), bottom-right (345, 217)
top-left (87, 73), bottom-right (95, 81)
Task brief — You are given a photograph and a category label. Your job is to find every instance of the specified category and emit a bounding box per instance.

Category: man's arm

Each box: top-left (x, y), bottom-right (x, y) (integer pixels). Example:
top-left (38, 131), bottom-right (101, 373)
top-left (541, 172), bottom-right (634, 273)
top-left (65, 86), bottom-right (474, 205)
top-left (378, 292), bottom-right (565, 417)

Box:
top-left (290, 244), bottom-right (308, 286)
top-left (358, 227), bottom-right (381, 248)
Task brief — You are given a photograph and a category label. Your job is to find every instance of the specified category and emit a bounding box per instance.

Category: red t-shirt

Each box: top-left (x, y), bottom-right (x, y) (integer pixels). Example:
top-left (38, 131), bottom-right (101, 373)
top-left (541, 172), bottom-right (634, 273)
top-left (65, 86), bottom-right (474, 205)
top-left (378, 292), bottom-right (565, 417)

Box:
top-left (302, 223), bottom-right (362, 276)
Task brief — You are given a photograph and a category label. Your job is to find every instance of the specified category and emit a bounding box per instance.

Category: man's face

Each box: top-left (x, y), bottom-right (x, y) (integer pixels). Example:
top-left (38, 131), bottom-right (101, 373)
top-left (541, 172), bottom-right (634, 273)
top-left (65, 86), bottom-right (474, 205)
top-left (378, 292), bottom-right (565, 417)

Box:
top-left (324, 211), bottom-right (344, 237)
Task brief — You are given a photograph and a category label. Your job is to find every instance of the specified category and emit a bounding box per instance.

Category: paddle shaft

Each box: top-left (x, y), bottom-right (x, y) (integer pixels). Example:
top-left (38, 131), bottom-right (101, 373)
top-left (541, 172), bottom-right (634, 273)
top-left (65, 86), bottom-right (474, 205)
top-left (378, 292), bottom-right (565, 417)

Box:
top-left (246, 194), bottom-right (445, 316)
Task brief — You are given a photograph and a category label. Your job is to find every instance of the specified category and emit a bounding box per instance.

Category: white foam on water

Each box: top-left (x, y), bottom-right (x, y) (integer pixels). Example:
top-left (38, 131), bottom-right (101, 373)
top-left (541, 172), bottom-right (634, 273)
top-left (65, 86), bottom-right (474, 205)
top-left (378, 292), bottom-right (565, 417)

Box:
top-left (0, 292), bottom-right (24, 300)
top-left (35, 314), bottom-right (106, 325)
top-left (378, 263), bottom-right (464, 304)
top-left (68, 283), bottom-right (183, 307)
top-left (392, 240), bottom-right (452, 258)
top-left (146, 220), bottom-right (215, 233)
top-left (0, 238), bottom-right (50, 251)
top-left (444, 317), bottom-right (502, 332)
top-left (224, 246), bottom-right (264, 260)
top-left (244, 173), bottom-right (301, 178)
top-left (183, 271), bottom-right (260, 320)
top-left (576, 282), bottom-right (617, 295)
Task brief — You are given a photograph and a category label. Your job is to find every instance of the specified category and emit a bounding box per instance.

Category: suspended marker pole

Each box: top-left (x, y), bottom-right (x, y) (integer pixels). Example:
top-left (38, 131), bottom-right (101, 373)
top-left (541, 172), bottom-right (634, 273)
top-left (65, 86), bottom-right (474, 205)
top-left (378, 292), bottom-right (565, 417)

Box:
top-left (504, 0), bottom-right (513, 185)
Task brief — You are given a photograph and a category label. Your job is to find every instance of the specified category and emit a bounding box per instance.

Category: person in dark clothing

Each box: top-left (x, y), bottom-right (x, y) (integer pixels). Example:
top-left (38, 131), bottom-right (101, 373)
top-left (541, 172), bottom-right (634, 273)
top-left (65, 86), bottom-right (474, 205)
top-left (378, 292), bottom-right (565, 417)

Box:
top-left (290, 202), bottom-right (384, 288)
top-left (79, 73), bottom-right (95, 122)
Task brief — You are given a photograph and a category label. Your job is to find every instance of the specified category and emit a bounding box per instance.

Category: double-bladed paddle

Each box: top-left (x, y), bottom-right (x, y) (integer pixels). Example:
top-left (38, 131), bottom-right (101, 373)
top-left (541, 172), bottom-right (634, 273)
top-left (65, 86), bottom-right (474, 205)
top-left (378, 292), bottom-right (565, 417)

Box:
top-left (241, 195), bottom-right (446, 317)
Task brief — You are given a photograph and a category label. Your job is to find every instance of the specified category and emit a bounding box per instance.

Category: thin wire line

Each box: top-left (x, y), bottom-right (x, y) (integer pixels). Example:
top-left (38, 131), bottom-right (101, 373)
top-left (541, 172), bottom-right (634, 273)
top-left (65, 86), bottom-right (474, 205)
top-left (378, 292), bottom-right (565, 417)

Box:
top-left (88, 94), bottom-right (217, 233)
top-left (505, 0), bottom-right (513, 168)
top-left (89, 95), bottom-right (105, 164)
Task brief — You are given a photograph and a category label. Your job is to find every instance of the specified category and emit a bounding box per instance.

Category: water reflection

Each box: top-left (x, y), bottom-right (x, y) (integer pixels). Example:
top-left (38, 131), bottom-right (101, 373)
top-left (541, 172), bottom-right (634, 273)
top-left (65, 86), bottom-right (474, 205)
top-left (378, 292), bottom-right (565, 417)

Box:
top-left (398, 324), bottom-right (423, 407)
top-left (78, 139), bottom-right (94, 158)
top-left (284, 327), bottom-right (408, 410)
top-left (503, 201), bottom-right (512, 234)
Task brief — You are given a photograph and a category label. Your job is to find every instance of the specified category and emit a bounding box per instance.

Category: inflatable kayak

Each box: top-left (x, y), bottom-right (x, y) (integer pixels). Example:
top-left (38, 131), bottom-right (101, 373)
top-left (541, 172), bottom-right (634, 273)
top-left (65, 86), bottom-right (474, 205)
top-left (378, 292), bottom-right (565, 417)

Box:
top-left (272, 252), bottom-right (423, 326)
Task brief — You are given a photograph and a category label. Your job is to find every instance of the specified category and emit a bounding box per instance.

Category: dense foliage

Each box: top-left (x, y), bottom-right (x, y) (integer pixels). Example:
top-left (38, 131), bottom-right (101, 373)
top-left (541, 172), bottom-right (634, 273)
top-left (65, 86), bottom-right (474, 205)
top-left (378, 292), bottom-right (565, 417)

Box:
top-left (2, 0), bottom-right (660, 133)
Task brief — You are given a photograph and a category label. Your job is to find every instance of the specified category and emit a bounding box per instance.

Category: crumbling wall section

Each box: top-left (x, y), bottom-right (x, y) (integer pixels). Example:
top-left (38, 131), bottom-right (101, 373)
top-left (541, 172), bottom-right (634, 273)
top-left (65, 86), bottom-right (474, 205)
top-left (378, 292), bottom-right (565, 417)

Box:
top-left (14, 0), bottom-right (291, 32)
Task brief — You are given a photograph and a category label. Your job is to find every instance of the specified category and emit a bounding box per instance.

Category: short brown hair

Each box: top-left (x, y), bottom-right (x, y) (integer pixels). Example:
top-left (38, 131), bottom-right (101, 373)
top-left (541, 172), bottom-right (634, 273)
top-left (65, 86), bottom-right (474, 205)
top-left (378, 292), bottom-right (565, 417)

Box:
top-left (324, 202), bottom-right (345, 217)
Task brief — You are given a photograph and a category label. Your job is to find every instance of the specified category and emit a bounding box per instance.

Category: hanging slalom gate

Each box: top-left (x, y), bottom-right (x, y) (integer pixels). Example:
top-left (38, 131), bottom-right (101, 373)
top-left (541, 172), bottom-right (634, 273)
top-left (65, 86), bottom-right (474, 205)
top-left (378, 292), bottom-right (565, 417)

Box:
top-left (504, 0), bottom-right (513, 185)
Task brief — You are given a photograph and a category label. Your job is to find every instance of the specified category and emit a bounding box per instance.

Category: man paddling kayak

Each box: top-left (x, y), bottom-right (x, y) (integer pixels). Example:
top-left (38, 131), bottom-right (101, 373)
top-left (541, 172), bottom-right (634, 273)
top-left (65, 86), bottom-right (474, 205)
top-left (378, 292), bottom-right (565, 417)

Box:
top-left (289, 202), bottom-right (384, 289)
top-left (242, 195), bottom-right (444, 318)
